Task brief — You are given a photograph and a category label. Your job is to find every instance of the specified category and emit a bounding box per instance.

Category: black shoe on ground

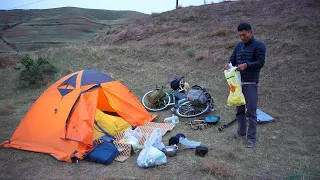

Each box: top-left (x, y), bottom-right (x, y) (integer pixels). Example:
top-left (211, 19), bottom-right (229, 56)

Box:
top-left (246, 140), bottom-right (256, 148)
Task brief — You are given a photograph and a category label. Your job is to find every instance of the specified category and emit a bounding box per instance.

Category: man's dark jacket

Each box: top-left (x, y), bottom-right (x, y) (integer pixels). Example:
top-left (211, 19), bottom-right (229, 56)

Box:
top-left (229, 36), bottom-right (266, 83)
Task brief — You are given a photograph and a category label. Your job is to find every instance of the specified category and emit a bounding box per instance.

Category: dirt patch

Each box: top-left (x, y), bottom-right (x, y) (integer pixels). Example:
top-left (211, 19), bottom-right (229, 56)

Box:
top-left (201, 160), bottom-right (237, 178)
top-left (0, 104), bottom-right (15, 116)
top-left (0, 54), bottom-right (20, 68)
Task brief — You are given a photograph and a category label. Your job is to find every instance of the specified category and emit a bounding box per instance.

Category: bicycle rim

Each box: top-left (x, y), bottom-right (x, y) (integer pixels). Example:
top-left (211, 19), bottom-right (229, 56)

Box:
top-left (175, 101), bottom-right (210, 118)
top-left (141, 90), bottom-right (170, 111)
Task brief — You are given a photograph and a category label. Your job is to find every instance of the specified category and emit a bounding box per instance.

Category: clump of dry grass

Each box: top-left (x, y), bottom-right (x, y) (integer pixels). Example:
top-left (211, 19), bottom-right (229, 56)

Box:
top-left (211, 42), bottom-right (235, 50)
top-left (60, 68), bottom-right (72, 76)
top-left (219, 149), bottom-right (237, 160)
top-left (29, 96), bottom-right (38, 102)
top-left (195, 54), bottom-right (205, 61)
top-left (100, 177), bottom-right (118, 180)
top-left (201, 160), bottom-right (237, 178)
top-left (176, 28), bottom-right (190, 34)
top-left (39, 74), bottom-right (53, 85)
top-left (162, 38), bottom-right (183, 46)
top-left (0, 54), bottom-right (20, 68)
top-left (113, 29), bottom-right (134, 43)
top-left (194, 50), bottom-right (209, 61)
top-left (0, 105), bottom-right (15, 116)
top-left (151, 12), bottom-right (160, 17)
top-left (269, 111), bottom-right (281, 119)
top-left (286, 139), bottom-right (298, 145)
top-left (282, 40), bottom-right (299, 53)
top-left (215, 28), bottom-right (232, 36)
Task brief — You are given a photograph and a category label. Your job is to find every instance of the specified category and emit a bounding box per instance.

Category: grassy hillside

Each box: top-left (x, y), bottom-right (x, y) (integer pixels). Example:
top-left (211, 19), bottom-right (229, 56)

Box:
top-left (0, 0), bottom-right (320, 179)
top-left (0, 7), bottom-right (148, 52)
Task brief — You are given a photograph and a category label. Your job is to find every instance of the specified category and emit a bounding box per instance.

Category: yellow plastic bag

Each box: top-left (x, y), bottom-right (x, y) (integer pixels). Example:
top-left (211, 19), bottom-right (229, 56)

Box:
top-left (224, 67), bottom-right (246, 106)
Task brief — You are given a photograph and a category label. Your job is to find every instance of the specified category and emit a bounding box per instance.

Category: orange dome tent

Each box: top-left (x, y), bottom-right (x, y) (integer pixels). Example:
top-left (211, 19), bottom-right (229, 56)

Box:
top-left (1, 70), bottom-right (155, 162)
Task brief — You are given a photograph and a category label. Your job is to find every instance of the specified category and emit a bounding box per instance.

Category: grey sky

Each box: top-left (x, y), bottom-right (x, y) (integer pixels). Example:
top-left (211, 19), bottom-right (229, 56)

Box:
top-left (1, 0), bottom-right (220, 14)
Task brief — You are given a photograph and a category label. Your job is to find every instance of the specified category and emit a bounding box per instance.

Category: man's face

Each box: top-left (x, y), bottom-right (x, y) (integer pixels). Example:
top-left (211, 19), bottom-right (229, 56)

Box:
top-left (238, 30), bottom-right (252, 43)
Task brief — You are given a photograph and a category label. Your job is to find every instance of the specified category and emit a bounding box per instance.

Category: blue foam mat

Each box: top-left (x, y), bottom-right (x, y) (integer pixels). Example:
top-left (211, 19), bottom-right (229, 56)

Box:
top-left (257, 109), bottom-right (274, 123)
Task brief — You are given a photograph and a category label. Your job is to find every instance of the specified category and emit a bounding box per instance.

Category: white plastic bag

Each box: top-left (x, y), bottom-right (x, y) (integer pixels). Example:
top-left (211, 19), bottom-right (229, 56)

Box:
top-left (120, 128), bottom-right (144, 152)
top-left (136, 136), bottom-right (167, 168)
top-left (148, 128), bottom-right (165, 150)
top-left (124, 128), bottom-right (143, 141)
top-left (119, 135), bottom-right (142, 152)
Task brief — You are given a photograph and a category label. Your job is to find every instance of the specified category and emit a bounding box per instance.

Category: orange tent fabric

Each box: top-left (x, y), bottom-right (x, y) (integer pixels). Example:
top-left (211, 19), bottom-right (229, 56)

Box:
top-left (1, 70), bottom-right (155, 162)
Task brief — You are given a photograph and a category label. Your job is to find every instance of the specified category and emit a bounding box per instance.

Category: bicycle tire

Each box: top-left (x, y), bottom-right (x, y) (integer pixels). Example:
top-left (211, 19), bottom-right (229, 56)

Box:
top-left (175, 100), bottom-right (211, 118)
top-left (141, 89), bottom-right (171, 112)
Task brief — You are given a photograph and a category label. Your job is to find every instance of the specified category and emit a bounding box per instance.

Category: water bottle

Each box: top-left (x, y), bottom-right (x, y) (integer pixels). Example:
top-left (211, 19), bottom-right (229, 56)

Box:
top-left (163, 114), bottom-right (179, 124)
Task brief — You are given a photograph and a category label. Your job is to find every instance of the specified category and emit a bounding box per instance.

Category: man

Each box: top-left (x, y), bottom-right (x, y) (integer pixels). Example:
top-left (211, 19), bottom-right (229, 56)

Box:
top-left (225, 23), bottom-right (266, 148)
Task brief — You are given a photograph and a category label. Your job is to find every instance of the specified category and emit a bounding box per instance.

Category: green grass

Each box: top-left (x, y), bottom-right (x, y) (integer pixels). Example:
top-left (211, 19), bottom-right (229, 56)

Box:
top-left (187, 48), bottom-right (196, 57)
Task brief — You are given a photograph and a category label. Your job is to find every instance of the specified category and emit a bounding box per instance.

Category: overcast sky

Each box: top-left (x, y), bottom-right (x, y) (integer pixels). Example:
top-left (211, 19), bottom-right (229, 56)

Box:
top-left (1, 0), bottom-right (220, 14)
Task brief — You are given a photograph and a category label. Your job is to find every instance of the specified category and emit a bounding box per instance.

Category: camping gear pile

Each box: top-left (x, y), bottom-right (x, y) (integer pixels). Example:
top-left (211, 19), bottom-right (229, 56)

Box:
top-left (0, 70), bottom-right (274, 168)
top-left (186, 115), bottom-right (220, 130)
top-left (114, 122), bottom-right (175, 163)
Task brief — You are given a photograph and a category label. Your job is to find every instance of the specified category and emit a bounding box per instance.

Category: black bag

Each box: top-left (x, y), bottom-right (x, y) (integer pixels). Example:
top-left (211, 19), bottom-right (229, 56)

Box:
top-left (187, 85), bottom-right (208, 105)
top-left (170, 76), bottom-right (182, 90)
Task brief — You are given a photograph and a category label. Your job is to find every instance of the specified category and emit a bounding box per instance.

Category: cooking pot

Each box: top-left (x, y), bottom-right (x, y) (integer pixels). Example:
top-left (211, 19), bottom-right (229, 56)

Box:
top-left (162, 145), bottom-right (178, 157)
top-left (204, 115), bottom-right (220, 125)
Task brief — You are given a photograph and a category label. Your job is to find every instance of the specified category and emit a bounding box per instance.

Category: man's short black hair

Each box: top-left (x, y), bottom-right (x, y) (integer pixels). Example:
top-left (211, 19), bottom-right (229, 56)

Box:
top-left (238, 23), bottom-right (252, 31)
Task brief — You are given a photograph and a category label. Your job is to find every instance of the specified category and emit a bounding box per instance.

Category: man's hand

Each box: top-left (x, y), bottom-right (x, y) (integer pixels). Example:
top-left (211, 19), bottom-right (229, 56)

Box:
top-left (236, 63), bottom-right (247, 71)
top-left (224, 63), bottom-right (230, 70)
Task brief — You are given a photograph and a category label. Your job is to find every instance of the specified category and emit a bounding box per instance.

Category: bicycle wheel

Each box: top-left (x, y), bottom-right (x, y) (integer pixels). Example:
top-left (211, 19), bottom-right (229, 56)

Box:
top-left (175, 101), bottom-right (211, 118)
top-left (141, 89), bottom-right (171, 111)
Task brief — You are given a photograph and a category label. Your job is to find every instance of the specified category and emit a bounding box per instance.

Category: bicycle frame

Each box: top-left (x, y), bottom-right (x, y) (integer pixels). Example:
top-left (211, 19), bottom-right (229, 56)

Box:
top-left (166, 93), bottom-right (176, 106)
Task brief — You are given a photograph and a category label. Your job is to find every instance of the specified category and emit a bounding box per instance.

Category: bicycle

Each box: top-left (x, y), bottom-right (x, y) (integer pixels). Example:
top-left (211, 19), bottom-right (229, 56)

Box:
top-left (141, 76), bottom-right (214, 118)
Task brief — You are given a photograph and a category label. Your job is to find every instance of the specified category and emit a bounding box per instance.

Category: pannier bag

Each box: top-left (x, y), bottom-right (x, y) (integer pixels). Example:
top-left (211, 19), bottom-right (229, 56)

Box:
top-left (187, 85), bottom-right (208, 105)
top-left (147, 89), bottom-right (166, 104)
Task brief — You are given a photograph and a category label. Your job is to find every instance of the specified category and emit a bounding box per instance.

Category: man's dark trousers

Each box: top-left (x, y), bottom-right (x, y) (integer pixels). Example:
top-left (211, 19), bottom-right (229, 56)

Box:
top-left (236, 83), bottom-right (258, 143)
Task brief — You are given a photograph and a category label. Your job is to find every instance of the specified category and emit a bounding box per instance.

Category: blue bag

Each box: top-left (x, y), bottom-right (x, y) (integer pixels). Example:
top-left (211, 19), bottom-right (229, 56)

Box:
top-left (85, 141), bottom-right (119, 165)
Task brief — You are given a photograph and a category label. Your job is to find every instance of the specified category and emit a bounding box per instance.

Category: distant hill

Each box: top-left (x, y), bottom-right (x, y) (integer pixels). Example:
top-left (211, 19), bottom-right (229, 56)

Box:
top-left (0, 7), bottom-right (148, 53)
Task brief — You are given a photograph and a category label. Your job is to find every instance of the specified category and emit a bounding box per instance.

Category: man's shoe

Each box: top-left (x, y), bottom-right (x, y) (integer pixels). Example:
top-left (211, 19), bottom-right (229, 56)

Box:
top-left (246, 141), bottom-right (256, 148)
